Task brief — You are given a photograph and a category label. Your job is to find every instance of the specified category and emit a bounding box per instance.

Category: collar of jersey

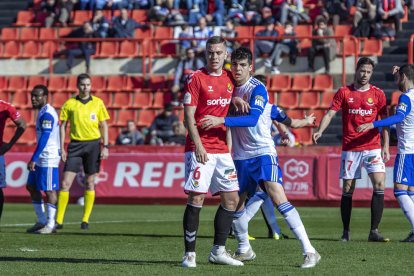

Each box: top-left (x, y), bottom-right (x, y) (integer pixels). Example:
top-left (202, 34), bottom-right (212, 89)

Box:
top-left (76, 95), bottom-right (93, 104)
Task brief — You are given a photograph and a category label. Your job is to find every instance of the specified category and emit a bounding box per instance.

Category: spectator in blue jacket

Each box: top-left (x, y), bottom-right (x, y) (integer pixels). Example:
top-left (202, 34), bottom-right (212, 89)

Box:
top-left (188, 0), bottom-right (225, 26)
top-left (90, 9), bottom-right (110, 38)
top-left (112, 8), bottom-right (147, 38)
top-left (254, 17), bottom-right (279, 58)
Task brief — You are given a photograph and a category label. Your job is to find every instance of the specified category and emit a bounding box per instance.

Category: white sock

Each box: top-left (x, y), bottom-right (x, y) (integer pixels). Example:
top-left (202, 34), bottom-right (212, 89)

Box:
top-left (232, 208), bottom-right (250, 253)
top-left (408, 191), bottom-right (414, 204)
top-left (46, 203), bottom-right (56, 229)
top-left (262, 196), bottom-right (281, 235)
top-left (245, 192), bottom-right (265, 221)
top-left (395, 190), bottom-right (414, 232)
top-left (32, 200), bottom-right (46, 225)
top-left (277, 202), bottom-right (315, 254)
top-left (212, 245), bottom-right (225, 255)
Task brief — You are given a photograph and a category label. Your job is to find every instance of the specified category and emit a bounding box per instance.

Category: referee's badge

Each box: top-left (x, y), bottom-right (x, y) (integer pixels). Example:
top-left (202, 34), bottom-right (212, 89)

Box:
top-left (90, 113), bottom-right (97, 121)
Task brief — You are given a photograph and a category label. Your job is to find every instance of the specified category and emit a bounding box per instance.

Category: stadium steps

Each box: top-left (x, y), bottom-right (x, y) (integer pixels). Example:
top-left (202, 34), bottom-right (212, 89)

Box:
top-left (0, 0), bottom-right (30, 29)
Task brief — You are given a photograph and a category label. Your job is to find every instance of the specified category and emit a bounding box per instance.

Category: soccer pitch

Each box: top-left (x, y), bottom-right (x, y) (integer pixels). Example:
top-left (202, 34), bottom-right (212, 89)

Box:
top-left (0, 204), bottom-right (411, 275)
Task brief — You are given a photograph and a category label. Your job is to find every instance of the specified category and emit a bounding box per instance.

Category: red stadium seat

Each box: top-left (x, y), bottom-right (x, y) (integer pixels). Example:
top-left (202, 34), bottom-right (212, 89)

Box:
top-left (131, 92), bottom-right (152, 109)
top-left (52, 92), bottom-right (72, 108)
top-left (291, 75), bottom-right (312, 91)
top-left (312, 74), bottom-right (333, 92)
top-left (106, 75), bottom-right (125, 91)
top-left (278, 91), bottom-right (299, 109)
top-left (391, 91), bottom-right (402, 105)
top-left (108, 127), bottom-right (120, 145)
top-left (112, 92), bottom-right (132, 108)
top-left (154, 26), bottom-right (173, 39)
top-left (35, 12), bottom-right (48, 26)
top-left (117, 109), bottom-right (137, 126)
top-left (15, 11), bottom-right (35, 26)
top-left (131, 9), bottom-right (148, 22)
top-left (147, 75), bottom-right (167, 91)
top-left (97, 42), bottom-right (118, 58)
top-left (118, 41), bottom-right (138, 57)
top-left (58, 27), bottom-right (74, 38)
top-left (292, 127), bottom-right (313, 145)
top-left (0, 91), bottom-right (11, 102)
top-left (39, 41), bottom-right (58, 58)
top-left (66, 76), bottom-right (78, 91)
top-left (72, 10), bottom-right (92, 26)
top-left (295, 25), bottom-right (312, 49)
top-left (91, 76), bottom-right (106, 91)
top-left (39, 28), bottom-right (57, 40)
top-left (270, 75), bottom-right (291, 92)
top-left (286, 109), bottom-right (304, 119)
top-left (360, 39), bottom-right (383, 56)
top-left (94, 92), bottom-right (112, 106)
top-left (2, 41), bottom-right (21, 58)
top-left (298, 91), bottom-right (320, 109)
top-left (311, 109), bottom-right (327, 126)
top-left (106, 109), bottom-right (116, 126)
top-left (124, 76), bottom-right (144, 91)
top-left (17, 109), bottom-right (35, 126)
top-left (158, 42), bottom-right (177, 56)
top-left (17, 125), bottom-right (36, 145)
top-left (20, 28), bottom-right (38, 40)
top-left (0, 76), bottom-right (7, 90)
top-left (8, 76), bottom-right (27, 91)
top-left (152, 92), bottom-right (172, 109)
top-left (268, 92), bottom-right (275, 104)
top-left (1, 28), bottom-right (19, 39)
top-left (21, 41), bottom-right (41, 58)
top-left (334, 25), bottom-right (352, 37)
top-left (11, 91), bottom-right (30, 108)
top-left (27, 76), bottom-right (47, 89)
top-left (48, 76), bottom-right (67, 92)
top-left (338, 37), bottom-right (359, 56)
top-left (137, 109), bottom-right (156, 127)
top-left (235, 26), bottom-right (253, 45)
top-left (320, 92), bottom-right (335, 109)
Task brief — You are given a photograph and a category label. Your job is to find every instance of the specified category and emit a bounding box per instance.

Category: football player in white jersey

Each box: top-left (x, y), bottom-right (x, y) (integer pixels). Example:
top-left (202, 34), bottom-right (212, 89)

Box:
top-left (358, 64), bottom-right (414, 242)
top-left (200, 47), bottom-right (320, 268)
top-left (26, 85), bottom-right (60, 234)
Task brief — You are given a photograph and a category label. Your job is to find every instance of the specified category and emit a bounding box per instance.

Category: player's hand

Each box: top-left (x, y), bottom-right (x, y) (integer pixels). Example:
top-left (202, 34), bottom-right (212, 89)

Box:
top-left (0, 143), bottom-right (11, 155)
top-left (392, 66), bottom-right (400, 75)
top-left (305, 113), bottom-right (316, 126)
top-left (195, 145), bottom-right (208, 165)
top-left (61, 149), bottom-right (67, 162)
top-left (199, 115), bottom-right (225, 131)
top-left (280, 133), bottom-right (291, 146)
top-left (382, 147), bottom-right (390, 163)
top-left (356, 123), bottom-right (374, 133)
top-left (312, 132), bottom-right (322, 144)
top-left (27, 161), bottom-right (36, 171)
top-left (101, 147), bottom-right (109, 160)
top-left (232, 97), bottom-right (250, 113)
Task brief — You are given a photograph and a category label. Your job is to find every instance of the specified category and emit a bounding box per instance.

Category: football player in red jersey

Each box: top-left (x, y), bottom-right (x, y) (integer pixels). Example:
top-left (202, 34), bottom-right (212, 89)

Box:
top-left (313, 57), bottom-right (390, 242)
top-left (181, 36), bottom-right (245, 268)
top-left (0, 100), bottom-right (26, 223)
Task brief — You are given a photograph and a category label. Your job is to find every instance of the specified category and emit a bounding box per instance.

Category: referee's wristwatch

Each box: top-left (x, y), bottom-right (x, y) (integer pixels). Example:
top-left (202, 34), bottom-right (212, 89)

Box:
top-left (103, 145), bottom-right (109, 148)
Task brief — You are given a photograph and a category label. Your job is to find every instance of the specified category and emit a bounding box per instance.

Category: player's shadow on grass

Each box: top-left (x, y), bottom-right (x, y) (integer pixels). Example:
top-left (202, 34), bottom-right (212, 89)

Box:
top-left (56, 232), bottom-right (214, 239)
top-left (0, 256), bottom-right (177, 266)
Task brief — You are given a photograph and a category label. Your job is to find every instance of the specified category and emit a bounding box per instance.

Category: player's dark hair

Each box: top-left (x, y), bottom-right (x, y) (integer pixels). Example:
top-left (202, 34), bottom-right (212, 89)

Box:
top-left (206, 36), bottom-right (226, 47)
top-left (254, 74), bottom-right (267, 86)
top-left (77, 73), bottom-right (91, 85)
top-left (399, 64), bottom-right (414, 82)
top-left (231, 47), bottom-right (253, 65)
top-left (32, 84), bottom-right (49, 96)
top-left (356, 57), bottom-right (375, 71)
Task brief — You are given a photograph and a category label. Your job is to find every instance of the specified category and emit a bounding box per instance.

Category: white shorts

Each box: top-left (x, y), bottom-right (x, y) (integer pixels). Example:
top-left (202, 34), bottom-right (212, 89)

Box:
top-left (184, 152), bottom-right (239, 196)
top-left (339, 149), bottom-right (385, 179)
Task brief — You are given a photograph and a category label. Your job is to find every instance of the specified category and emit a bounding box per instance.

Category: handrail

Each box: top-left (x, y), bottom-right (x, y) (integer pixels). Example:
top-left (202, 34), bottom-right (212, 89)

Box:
top-left (409, 34), bottom-right (414, 64)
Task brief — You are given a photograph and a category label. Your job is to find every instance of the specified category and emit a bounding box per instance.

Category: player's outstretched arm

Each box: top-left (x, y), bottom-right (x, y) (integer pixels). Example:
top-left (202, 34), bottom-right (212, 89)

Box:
top-left (0, 117), bottom-right (26, 155)
top-left (185, 105), bottom-right (208, 164)
top-left (282, 113), bottom-right (316, 129)
top-left (274, 121), bottom-right (291, 145)
top-left (313, 109), bottom-right (336, 144)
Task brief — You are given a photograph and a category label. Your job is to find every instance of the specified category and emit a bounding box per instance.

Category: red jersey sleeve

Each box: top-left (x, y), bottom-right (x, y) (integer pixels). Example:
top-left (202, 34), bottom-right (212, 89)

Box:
top-left (6, 103), bottom-right (20, 121)
top-left (330, 88), bottom-right (344, 111)
top-left (183, 71), bottom-right (201, 107)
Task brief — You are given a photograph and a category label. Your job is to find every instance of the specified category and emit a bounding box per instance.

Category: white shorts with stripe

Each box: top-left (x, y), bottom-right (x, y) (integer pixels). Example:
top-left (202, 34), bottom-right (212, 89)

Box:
top-left (339, 149), bottom-right (385, 179)
top-left (184, 152), bottom-right (239, 196)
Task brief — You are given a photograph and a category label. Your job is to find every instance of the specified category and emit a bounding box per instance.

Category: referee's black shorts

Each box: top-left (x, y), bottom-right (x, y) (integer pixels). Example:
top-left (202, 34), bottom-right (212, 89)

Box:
top-left (64, 139), bottom-right (101, 175)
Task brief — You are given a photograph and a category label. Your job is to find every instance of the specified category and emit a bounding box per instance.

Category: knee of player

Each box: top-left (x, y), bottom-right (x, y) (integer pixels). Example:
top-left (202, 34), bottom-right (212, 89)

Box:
top-left (187, 193), bottom-right (205, 206)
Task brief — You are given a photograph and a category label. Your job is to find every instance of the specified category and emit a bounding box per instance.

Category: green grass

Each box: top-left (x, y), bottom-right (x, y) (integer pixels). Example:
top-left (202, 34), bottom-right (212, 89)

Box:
top-left (0, 204), bottom-right (411, 275)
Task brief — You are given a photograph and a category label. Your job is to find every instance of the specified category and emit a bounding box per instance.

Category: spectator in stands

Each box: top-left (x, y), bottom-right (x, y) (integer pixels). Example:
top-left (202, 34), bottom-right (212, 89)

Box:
top-left (279, 0), bottom-right (311, 26)
top-left (177, 23), bottom-right (193, 56)
top-left (106, 0), bottom-right (131, 9)
top-left (254, 17), bottom-right (279, 58)
top-left (90, 9), bottom-right (110, 38)
top-left (353, 0), bottom-right (377, 29)
top-left (112, 8), bottom-right (147, 38)
top-left (172, 48), bottom-right (204, 104)
top-left (220, 19), bottom-right (239, 54)
top-left (264, 23), bottom-right (298, 74)
top-left (307, 18), bottom-right (334, 74)
top-left (377, 0), bottom-right (404, 32)
top-left (148, 0), bottom-right (172, 22)
top-left (165, 121), bottom-right (186, 145)
top-left (44, 0), bottom-right (74, 28)
top-left (65, 22), bottom-right (96, 74)
top-left (324, 0), bottom-right (350, 28)
top-left (188, 0), bottom-right (226, 26)
top-left (148, 103), bottom-right (179, 145)
top-left (243, 0), bottom-right (265, 26)
top-left (192, 17), bottom-right (214, 55)
top-left (116, 120), bottom-right (145, 145)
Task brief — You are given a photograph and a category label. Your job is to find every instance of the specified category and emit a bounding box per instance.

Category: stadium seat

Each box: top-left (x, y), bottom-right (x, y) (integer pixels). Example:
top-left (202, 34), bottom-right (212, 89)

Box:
top-left (152, 92), bottom-right (172, 109)
top-left (360, 39), bottom-right (383, 56)
top-left (270, 75), bottom-right (291, 92)
top-left (312, 74), bottom-right (333, 92)
top-left (134, 28), bottom-right (151, 39)
top-left (17, 109), bottom-right (35, 126)
top-left (21, 41), bottom-right (41, 58)
top-left (11, 91), bottom-right (30, 108)
top-left (112, 92), bottom-right (133, 108)
top-left (58, 27), bottom-right (74, 38)
top-left (0, 91), bottom-right (11, 102)
top-left (391, 91), bottom-right (402, 105)
top-left (108, 127), bottom-right (119, 145)
top-left (131, 9), bottom-right (148, 22)
top-left (106, 75), bottom-right (125, 91)
top-left (66, 75), bottom-right (78, 91)
top-left (131, 92), bottom-right (152, 109)
top-left (298, 91), bottom-right (320, 109)
top-left (292, 127), bottom-right (313, 145)
top-left (48, 76), bottom-right (67, 92)
top-left (286, 109), bottom-right (304, 119)
top-left (39, 41), bottom-right (58, 58)
top-left (27, 76), bottom-right (47, 89)
top-left (320, 92), bottom-right (335, 109)
top-left (18, 125), bottom-right (36, 145)
top-left (91, 76), bottom-right (106, 91)
top-left (125, 75), bottom-right (144, 91)
top-left (147, 75), bottom-right (167, 91)
top-left (8, 76), bottom-right (27, 91)
top-left (52, 92), bottom-right (72, 108)
top-left (1, 28), bottom-right (18, 39)
top-left (311, 109), bottom-right (327, 126)
top-left (334, 25), bottom-right (352, 37)
top-left (94, 92), bottom-right (112, 105)
top-left (106, 109), bottom-right (116, 126)
top-left (158, 42), bottom-right (177, 56)
top-left (154, 26), bottom-right (173, 39)
top-left (291, 75), bottom-right (312, 91)
top-left (295, 25), bottom-right (312, 49)
top-left (15, 11), bottom-right (35, 26)
top-left (338, 37), bottom-right (359, 56)
top-left (268, 92), bottom-right (275, 104)
top-left (117, 109), bottom-right (137, 126)
top-left (39, 28), bottom-right (57, 40)
top-left (20, 28), bottom-right (38, 40)
top-left (235, 26), bottom-right (253, 45)
top-left (278, 91), bottom-right (299, 109)
top-left (97, 42), bottom-right (118, 58)
top-left (72, 10), bottom-right (92, 26)
top-left (0, 76), bottom-right (7, 90)
top-left (137, 109), bottom-right (156, 127)
top-left (2, 41), bottom-right (21, 58)
top-left (118, 41), bottom-right (138, 57)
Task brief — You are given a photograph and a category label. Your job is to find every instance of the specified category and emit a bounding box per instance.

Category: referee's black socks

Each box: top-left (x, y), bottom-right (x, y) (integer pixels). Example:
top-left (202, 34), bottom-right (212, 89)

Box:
top-left (213, 205), bottom-right (234, 246)
top-left (371, 190), bottom-right (385, 230)
top-left (183, 204), bottom-right (202, 252)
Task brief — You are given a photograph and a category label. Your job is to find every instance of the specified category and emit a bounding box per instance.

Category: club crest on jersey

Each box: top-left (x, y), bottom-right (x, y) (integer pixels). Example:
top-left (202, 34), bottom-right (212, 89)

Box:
top-left (42, 120), bottom-right (52, 129)
top-left (208, 86), bottom-right (214, 92)
top-left (227, 83), bottom-right (233, 93)
top-left (255, 95), bottom-right (265, 108)
top-left (184, 92), bottom-right (191, 104)
top-left (398, 102), bottom-right (407, 112)
top-left (348, 98), bottom-right (354, 103)
top-left (366, 97), bottom-right (374, 106)
top-left (193, 181), bottom-right (199, 188)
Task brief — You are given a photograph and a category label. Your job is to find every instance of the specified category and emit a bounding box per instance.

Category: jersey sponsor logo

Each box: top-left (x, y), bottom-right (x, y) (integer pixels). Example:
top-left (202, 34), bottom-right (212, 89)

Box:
top-left (207, 97), bottom-right (231, 107)
top-left (227, 83), bottom-right (233, 93)
top-left (348, 108), bottom-right (373, 116)
top-left (90, 113), bottom-right (97, 121)
top-left (224, 168), bottom-right (237, 180)
top-left (366, 97), bottom-right (374, 106)
top-left (207, 86), bottom-right (214, 92)
top-left (42, 120), bottom-right (52, 129)
top-left (255, 95), bottom-right (264, 108)
top-left (183, 92), bottom-right (191, 104)
top-left (398, 102), bottom-right (407, 112)
top-left (348, 97), bottom-right (354, 103)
